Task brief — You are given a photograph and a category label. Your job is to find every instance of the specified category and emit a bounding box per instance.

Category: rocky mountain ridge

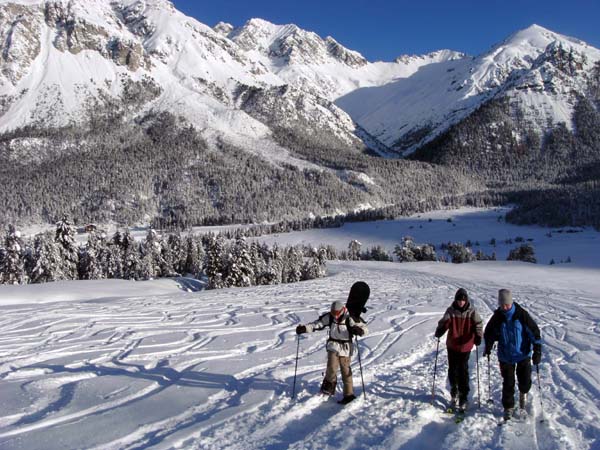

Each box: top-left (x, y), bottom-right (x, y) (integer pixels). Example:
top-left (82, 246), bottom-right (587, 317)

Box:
top-left (0, 0), bottom-right (599, 229)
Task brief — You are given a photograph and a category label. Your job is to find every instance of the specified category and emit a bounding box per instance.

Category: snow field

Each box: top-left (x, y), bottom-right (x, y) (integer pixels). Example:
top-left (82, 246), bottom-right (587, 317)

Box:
top-left (0, 257), bottom-right (599, 449)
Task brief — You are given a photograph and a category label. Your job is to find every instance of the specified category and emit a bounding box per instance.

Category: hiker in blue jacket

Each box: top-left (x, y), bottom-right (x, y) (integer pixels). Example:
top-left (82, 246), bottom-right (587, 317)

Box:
top-left (483, 289), bottom-right (542, 420)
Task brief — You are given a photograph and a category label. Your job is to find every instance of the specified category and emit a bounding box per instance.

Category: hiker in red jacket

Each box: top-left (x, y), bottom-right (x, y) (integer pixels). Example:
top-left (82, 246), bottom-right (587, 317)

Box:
top-left (435, 288), bottom-right (483, 411)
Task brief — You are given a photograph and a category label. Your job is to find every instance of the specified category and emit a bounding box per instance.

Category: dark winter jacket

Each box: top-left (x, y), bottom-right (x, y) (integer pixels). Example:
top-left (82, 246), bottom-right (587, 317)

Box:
top-left (484, 302), bottom-right (541, 364)
top-left (435, 300), bottom-right (483, 353)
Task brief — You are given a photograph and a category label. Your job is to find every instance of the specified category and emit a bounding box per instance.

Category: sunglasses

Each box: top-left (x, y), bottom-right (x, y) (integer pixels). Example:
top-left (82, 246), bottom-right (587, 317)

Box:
top-left (332, 307), bottom-right (346, 319)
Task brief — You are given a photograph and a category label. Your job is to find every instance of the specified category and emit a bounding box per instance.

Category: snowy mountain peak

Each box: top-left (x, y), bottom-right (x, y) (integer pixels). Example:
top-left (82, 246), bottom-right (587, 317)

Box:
top-left (394, 49), bottom-right (466, 65)
top-left (229, 18), bottom-right (366, 67)
top-left (213, 21), bottom-right (234, 36)
top-left (505, 23), bottom-right (585, 49)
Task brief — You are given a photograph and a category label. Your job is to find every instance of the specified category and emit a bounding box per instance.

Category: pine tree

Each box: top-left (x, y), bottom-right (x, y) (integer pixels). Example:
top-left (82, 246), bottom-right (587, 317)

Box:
top-left (205, 234), bottom-right (226, 289)
top-left (283, 246), bottom-right (303, 283)
top-left (184, 235), bottom-right (205, 278)
top-left (394, 236), bottom-right (417, 262)
top-left (78, 232), bottom-right (103, 280)
top-left (447, 243), bottom-right (476, 264)
top-left (30, 232), bottom-right (64, 283)
top-left (0, 225), bottom-right (27, 284)
top-left (105, 242), bottom-right (124, 279)
top-left (167, 233), bottom-right (186, 276)
top-left (507, 244), bottom-right (537, 263)
top-left (140, 229), bottom-right (163, 279)
top-left (348, 240), bottom-right (362, 261)
top-left (120, 230), bottom-right (140, 280)
top-left (301, 247), bottom-right (327, 280)
top-left (224, 237), bottom-right (254, 287)
top-left (55, 216), bottom-right (79, 280)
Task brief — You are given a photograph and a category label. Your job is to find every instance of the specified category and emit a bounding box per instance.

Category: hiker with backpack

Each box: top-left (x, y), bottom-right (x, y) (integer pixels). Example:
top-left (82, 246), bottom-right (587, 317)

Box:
top-left (483, 289), bottom-right (542, 421)
top-left (296, 282), bottom-right (369, 404)
top-left (434, 288), bottom-right (484, 412)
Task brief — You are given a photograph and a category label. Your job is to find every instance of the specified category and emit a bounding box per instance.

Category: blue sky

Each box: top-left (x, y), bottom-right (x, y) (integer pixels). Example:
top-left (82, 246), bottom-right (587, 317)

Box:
top-left (171, 0), bottom-right (599, 61)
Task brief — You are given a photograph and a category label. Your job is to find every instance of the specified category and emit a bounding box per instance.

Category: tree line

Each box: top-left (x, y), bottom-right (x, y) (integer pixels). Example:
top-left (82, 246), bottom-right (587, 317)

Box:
top-left (0, 218), bottom-right (327, 288)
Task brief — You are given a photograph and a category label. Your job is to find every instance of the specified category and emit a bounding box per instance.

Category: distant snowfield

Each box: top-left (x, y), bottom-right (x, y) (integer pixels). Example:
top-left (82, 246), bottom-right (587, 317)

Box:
top-left (1, 209), bottom-right (599, 449)
top-left (256, 207), bottom-right (600, 269)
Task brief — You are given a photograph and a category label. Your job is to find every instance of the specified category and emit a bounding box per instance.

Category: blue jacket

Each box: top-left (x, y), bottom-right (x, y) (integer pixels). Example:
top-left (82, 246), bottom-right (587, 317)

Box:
top-left (484, 303), bottom-right (541, 364)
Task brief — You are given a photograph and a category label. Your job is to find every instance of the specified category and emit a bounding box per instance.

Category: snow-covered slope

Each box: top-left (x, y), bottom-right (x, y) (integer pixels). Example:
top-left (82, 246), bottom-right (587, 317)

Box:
top-left (228, 18), bottom-right (464, 101)
top-left (1, 208), bottom-right (599, 449)
top-left (0, 0), bottom-right (367, 158)
top-left (1, 1), bottom-right (599, 161)
top-left (337, 25), bottom-right (600, 153)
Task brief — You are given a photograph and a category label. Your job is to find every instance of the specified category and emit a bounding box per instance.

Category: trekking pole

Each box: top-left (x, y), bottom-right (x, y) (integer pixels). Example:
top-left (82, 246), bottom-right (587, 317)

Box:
top-left (536, 364), bottom-right (545, 423)
top-left (291, 335), bottom-right (300, 399)
top-left (487, 354), bottom-right (493, 404)
top-left (355, 336), bottom-right (366, 399)
top-left (476, 345), bottom-right (481, 409)
top-left (431, 338), bottom-right (440, 404)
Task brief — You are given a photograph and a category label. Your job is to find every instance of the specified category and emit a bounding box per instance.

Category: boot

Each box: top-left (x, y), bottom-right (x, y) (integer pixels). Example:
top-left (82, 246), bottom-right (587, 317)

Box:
top-left (458, 397), bottom-right (468, 412)
top-left (450, 395), bottom-right (458, 410)
top-left (503, 408), bottom-right (514, 421)
top-left (337, 394), bottom-right (356, 405)
top-left (519, 392), bottom-right (528, 409)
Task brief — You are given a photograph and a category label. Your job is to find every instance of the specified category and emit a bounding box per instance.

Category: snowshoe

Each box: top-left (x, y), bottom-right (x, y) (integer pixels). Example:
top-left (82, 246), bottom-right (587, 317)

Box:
top-left (320, 379), bottom-right (336, 396)
top-left (337, 395), bottom-right (356, 405)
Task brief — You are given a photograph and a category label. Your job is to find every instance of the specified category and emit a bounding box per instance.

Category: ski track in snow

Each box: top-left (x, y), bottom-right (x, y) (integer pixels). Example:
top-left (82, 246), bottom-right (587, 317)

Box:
top-left (0, 262), bottom-right (599, 449)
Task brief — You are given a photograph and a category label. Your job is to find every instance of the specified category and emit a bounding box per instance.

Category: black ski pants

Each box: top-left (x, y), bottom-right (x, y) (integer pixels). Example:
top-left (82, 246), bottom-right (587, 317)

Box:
top-left (447, 349), bottom-right (470, 401)
top-left (499, 357), bottom-right (532, 409)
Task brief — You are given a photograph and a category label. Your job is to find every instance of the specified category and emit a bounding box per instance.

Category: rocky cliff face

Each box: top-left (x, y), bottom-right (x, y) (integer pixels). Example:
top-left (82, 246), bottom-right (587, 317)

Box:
top-left (0, 3), bottom-right (42, 86)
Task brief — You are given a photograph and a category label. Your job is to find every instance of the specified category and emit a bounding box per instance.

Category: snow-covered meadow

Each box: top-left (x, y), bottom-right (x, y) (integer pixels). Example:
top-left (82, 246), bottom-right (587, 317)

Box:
top-left (1, 209), bottom-right (599, 449)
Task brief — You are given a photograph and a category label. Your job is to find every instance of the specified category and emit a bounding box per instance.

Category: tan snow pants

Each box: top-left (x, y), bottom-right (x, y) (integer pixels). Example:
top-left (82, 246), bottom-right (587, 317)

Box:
top-left (324, 351), bottom-right (353, 396)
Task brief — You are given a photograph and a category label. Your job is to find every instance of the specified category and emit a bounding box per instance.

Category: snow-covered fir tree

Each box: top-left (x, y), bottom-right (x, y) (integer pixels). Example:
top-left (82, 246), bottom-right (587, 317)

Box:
top-left (283, 246), bottom-right (303, 283)
top-left (55, 216), bottom-right (79, 280)
top-left (0, 225), bottom-right (27, 285)
top-left (394, 237), bottom-right (417, 262)
top-left (205, 233), bottom-right (226, 289)
top-left (263, 244), bottom-right (284, 285)
top-left (348, 240), bottom-right (362, 261)
top-left (29, 232), bottom-right (65, 283)
top-left (167, 233), bottom-right (186, 276)
top-left (78, 232), bottom-right (104, 280)
top-left (507, 244), bottom-right (537, 263)
top-left (393, 236), bottom-right (437, 263)
top-left (302, 247), bottom-right (327, 280)
top-left (184, 235), bottom-right (205, 278)
top-left (105, 242), bottom-right (124, 279)
top-left (119, 230), bottom-right (140, 280)
top-left (363, 245), bottom-right (392, 261)
top-left (446, 243), bottom-right (476, 264)
top-left (140, 229), bottom-right (163, 279)
top-left (224, 237), bottom-right (254, 287)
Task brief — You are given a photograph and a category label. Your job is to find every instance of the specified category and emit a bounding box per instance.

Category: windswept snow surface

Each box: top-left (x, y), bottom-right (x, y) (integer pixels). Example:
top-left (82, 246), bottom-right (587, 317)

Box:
top-left (1, 253), bottom-right (600, 447)
top-left (0, 210), bottom-right (599, 449)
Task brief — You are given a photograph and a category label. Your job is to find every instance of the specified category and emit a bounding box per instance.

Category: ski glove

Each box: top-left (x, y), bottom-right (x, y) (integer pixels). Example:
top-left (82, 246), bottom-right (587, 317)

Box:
top-left (474, 335), bottom-right (482, 346)
top-left (350, 325), bottom-right (364, 337)
top-left (532, 344), bottom-right (542, 365)
top-left (296, 325), bottom-right (307, 335)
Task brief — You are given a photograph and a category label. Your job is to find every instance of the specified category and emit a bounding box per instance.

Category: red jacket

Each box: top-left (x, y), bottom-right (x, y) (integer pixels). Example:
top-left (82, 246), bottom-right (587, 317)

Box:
top-left (435, 301), bottom-right (483, 352)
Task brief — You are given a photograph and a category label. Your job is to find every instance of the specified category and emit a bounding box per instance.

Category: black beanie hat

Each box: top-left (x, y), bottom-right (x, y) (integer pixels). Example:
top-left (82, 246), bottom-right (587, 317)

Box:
top-left (454, 288), bottom-right (468, 302)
